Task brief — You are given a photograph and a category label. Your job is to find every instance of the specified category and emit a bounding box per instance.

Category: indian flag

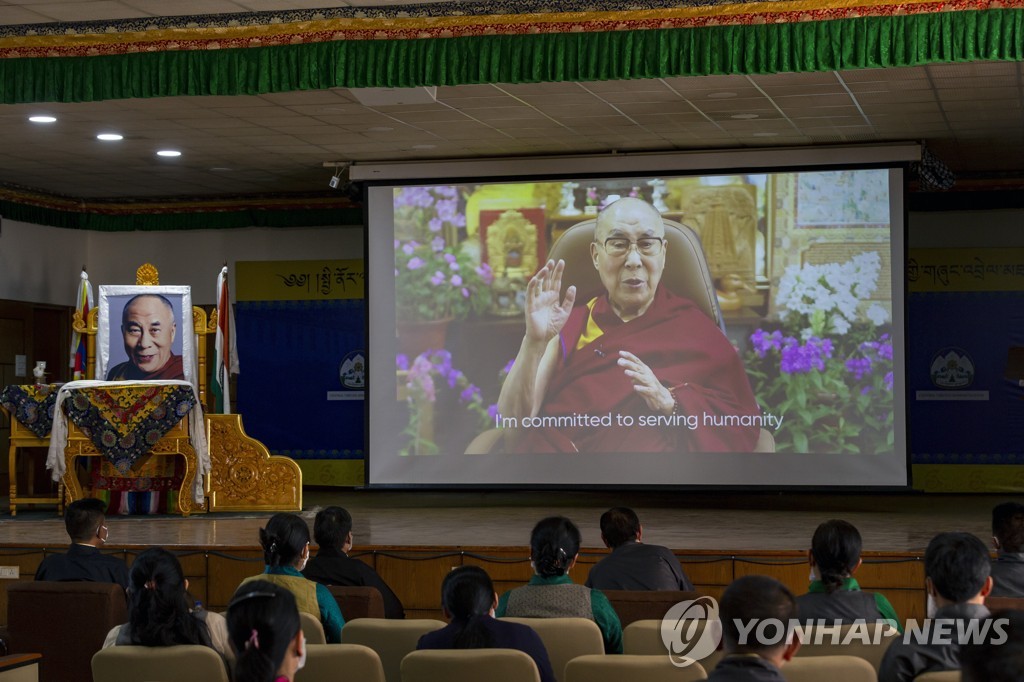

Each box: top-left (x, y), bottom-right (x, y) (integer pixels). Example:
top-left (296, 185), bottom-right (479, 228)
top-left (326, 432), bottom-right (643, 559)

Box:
top-left (213, 265), bottom-right (239, 413)
top-left (69, 269), bottom-right (93, 380)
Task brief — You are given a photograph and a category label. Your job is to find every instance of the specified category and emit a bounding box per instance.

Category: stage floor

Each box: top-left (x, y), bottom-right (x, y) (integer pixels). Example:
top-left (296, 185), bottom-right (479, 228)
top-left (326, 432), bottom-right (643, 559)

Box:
top-left (0, 490), bottom-right (1003, 553)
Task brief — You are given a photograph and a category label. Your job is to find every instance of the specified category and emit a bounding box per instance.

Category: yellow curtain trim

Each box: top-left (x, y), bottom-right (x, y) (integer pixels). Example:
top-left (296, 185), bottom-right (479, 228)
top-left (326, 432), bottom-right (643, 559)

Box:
top-left (0, 0), bottom-right (979, 49)
top-left (576, 297), bottom-right (605, 351)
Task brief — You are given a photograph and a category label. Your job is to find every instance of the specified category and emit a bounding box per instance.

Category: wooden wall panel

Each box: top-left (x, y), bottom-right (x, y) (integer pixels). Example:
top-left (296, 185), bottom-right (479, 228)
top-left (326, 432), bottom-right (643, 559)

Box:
top-left (206, 550), bottom-right (263, 610)
top-left (376, 553), bottom-right (458, 613)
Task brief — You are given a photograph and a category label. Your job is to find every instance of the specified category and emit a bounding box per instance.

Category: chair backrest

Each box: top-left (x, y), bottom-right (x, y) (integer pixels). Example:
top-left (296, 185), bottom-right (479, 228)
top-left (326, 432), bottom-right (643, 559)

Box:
top-left (328, 585), bottom-right (386, 620)
top-left (781, 654), bottom-right (877, 682)
top-left (600, 590), bottom-right (701, 628)
top-left (300, 611), bottom-right (328, 645)
top-left (7, 580), bottom-right (128, 682)
top-left (401, 649), bottom-right (540, 682)
top-left (913, 672), bottom-right (959, 682)
top-left (547, 218), bottom-right (722, 329)
top-left (0, 653), bottom-right (41, 682)
top-left (341, 618), bottom-right (447, 682)
top-left (296, 643), bottom-right (385, 682)
top-left (566, 653), bottom-right (707, 682)
top-left (91, 645), bottom-right (230, 682)
top-left (622, 619), bottom-right (723, 671)
top-left (500, 617), bottom-right (604, 682)
top-left (984, 595), bottom-right (1024, 612)
top-left (794, 622), bottom-right (899, 672)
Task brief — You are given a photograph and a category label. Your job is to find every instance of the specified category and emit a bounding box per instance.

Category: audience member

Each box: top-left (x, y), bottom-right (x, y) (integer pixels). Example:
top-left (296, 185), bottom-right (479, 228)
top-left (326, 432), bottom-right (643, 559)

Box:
top-left (990, 501), bottom-right (1024, 597)
top-left (34, 497), bottom-right (129, 589)
top-left (228, 580), bottom-right (305, 682)
top-left (302, 506), bottom-right (405, 618)
top-left (418, 566), bottom-right (556, 682)
top-left (879, 531), bottom-right (993, 682)
top-left (495, 516), bottom-right (623, 653)
top-left (585, 507), bottom-right (693, 591)
top-left (706, 575), bottom-right (800, 682)
top-left (102, 547), bottom-right (233, 664)
top-left (961, 609), bottom-right (1024, 682)
top-left (795, 519), bottom-right (901, 631)
top-left (239, 512), bottom-right (345, 643)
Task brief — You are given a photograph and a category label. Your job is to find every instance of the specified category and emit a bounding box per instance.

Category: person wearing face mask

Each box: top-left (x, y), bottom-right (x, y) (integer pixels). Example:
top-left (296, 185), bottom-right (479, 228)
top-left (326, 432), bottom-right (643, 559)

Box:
top-left (497, 197), bottom-right (760, 454)
top-left (417, 566), bottom-right (556, 682)
top-left (795, 519), bottom-right (901, 632)
top-left (989, 501), bottom-right (1024, 597)
top-left (238, 513), bottom-right (345, 643)
top-left (878, 532), bottom-right (993, 682)
top-left (228, 581), bottom-right (307, 682)
top-left (34, 497), bottom-right (129, 589)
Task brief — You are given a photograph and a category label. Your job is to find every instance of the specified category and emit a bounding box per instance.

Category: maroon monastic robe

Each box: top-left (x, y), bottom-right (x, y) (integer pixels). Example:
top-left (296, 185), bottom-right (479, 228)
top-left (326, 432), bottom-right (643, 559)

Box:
top-left (518, 287), bottom-right (760, 453)
top-left (105, 353), bottom-right (185, 381)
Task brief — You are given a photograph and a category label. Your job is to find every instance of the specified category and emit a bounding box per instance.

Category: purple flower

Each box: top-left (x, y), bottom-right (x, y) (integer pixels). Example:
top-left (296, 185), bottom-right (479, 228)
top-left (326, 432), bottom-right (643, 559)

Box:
top-left (884, 371), bottom-right (894, 391)
top-left (460, 384), bottom-right (481, 403)
top-left (780, 337), bottom-right (831, 374)
top-left (461, 287), bottom-right (470, 298)
top-left (393, 239), bottom-right (400, 249)
top-left (430, 271), bottom-right (445, 286)
top-left (476, 263), bottom-right (494, 285)
top-left (749, 329), bottom-right (783, 358)
top-left (487, 404), bottom-right (499, 420)
top-left (431, 237), bottom-right (445, 252)
top-left (502, 359), bottom-right (515, 375)
top-left (402, 242), bottom-right (415, 256)
top-left (407, 257), bottom-right (425, 270)
top-left (435, 199), bottom-right (459, 223)
top-left (435, 186), bottom-right (458, 198)
top-left (878, 342), bottom-right (894, 361)
top-left (450, 274), bottom-right (463, 286)
top-left (428, 217), bottom-right (443, 233)
top-left (396, 354), bottom-right (409, 371)
top-left (444, 253), bottom-right (457, 265)
top-left (447, 369), bottom-right (463, 389)
top-left (845, 357), bottom-right (873, 381)
top-left (861, 386), bottom-right (872, 395)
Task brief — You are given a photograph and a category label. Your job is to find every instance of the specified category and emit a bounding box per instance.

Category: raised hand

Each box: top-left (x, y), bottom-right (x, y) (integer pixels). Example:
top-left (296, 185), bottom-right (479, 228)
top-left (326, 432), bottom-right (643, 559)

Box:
top-left (525, 259), bottom-right (577, 344)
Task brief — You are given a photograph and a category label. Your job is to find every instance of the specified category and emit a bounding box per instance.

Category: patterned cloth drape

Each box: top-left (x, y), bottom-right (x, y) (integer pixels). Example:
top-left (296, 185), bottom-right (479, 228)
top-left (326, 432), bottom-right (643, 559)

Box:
top-left (0, 384), bottom-right (61, 438)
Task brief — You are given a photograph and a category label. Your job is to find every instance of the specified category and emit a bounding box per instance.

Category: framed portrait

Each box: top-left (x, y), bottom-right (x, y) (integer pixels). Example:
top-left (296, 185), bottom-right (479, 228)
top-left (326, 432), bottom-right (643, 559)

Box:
top-left (96, 285), bottom-right (196, 387)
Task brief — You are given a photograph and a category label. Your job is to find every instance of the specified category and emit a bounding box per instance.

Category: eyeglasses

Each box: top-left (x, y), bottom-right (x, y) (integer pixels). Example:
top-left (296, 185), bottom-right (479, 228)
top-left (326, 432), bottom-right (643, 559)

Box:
top-left (600, 237), bottom-right (665, 257)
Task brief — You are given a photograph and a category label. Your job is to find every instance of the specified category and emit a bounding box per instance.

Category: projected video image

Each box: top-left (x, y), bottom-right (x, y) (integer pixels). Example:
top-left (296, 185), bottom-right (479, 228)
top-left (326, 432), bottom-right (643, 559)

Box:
top-left (388, 170), bottom-right (897, 460)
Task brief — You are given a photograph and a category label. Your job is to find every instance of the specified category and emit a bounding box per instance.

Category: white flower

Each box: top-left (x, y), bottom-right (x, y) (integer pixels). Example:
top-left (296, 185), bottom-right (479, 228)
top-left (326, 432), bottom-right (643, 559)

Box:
top-left (866, 303), bottom-right (888, 326)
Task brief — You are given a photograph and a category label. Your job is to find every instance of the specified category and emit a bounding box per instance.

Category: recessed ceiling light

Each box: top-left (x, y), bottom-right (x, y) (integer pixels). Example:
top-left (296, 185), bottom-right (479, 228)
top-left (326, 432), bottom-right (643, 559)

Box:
top-left (29, 115), bottom-right (57, 123)
top-left (731, 113), bottom-right (759, 120)
top-left (707, 92), bottom-right (737, 99)
top-left (411, 144), bottom-right (436, 150)
top-left (752, 132), bottom-right (779, 137)
top-left (97, 133), bottom-right (123, 141)
top-left (156, 150), bottom-right (182, 157)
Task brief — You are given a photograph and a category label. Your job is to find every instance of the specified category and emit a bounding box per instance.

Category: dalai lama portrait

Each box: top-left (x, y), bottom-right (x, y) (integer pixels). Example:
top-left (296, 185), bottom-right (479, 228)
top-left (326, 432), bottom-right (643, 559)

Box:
top-left (105, 294), bottom-right (185, 381)
top-left (497, 197), bottom-right (760, 453)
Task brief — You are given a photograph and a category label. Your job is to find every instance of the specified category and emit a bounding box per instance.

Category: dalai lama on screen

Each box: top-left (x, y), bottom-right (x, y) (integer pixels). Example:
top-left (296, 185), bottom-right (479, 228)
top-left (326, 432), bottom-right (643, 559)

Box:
top-left (496, 197), bottom-right (760, 453)
top-left (105, 294), bottom-right (186, 381)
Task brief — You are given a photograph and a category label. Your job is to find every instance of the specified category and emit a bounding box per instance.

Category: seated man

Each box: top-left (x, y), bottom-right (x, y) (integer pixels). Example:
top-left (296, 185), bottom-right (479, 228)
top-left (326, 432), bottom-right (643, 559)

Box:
top-left (106, 293), bottom-right (184, 380)
top-left (961, 610), bottom-right (1024, 682)
top-left (497, 197), bottom-right (760, 453)
top-left (879, 531), bottom-right (993, 682)
top-left (706, 575), bottom-right (800, 681)
top-left (990, 501), bottom-right (1024, 597)
top-left (302, 506), bottom-right (405, 619)
top-left (35, 498), bottom-right (129, 589)
top-left (585, 507), bottom-right (694, 591)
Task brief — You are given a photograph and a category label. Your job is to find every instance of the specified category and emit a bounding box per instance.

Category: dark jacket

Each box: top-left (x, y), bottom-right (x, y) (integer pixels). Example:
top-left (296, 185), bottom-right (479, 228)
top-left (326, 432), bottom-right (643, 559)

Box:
top-left (35, 543), bottom-right (129, 589)
top-left (302, 546), bottom-right (405, 619)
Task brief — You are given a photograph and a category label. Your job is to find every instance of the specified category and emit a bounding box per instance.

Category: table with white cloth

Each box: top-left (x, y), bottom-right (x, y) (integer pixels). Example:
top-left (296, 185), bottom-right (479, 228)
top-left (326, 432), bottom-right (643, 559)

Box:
top-left (46, 380), bottom-right (209, 516)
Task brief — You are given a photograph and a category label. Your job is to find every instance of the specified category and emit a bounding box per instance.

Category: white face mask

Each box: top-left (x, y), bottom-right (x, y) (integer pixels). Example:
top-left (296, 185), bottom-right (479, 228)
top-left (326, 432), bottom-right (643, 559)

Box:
top-left (926, 593), bottom-right (938, 619)
top-left (296, 633), bottom-right (307, 671)
top-left (809, 568), bottom-right (817, 582)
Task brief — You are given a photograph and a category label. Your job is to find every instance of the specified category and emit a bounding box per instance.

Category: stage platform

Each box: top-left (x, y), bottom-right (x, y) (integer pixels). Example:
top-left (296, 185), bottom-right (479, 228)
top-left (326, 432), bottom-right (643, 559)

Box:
top-left (0, 490), bottom-right (1001, 552)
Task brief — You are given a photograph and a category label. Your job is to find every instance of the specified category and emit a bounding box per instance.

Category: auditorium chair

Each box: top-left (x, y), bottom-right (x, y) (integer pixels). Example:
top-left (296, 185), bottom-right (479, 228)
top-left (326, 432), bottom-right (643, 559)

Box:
top-left (328, 585), bottom-right (387, 620)
top-left (794, 622), bottom-right (899, 672)
top-left (500, 617), bottom-right (605, 682)
top-left (0, 653), bottom-right (41, 682)
top-left (781, 655), bottom-right (876, 682)
top-left (341, 618), bottom-right (446, 682)
top-left (601, 589), bottom-right (702, 627)
top-left (465, 217), bottom-right (775, 454)
top-left (7, 581), bottom-right (128, 682)
top-left (622, 619), bottom-right (724, 671)
top-left (566, 654), bottom-right (707, 682)
top-left (296, 643), bottom-right (386, 682)
top-left (91, 645), bottom-right (229, 682)
top-left (401, 649), bottom-right (540, 682)
top-left (300, 611), bottom-right (328, 644)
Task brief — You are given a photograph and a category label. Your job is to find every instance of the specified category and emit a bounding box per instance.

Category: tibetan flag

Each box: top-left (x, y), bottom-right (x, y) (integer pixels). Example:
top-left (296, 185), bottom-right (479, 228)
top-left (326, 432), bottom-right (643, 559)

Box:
top-left (69, 269), bottom-right (94, 380)
top-left (213, 266), bottom-right (240, 413)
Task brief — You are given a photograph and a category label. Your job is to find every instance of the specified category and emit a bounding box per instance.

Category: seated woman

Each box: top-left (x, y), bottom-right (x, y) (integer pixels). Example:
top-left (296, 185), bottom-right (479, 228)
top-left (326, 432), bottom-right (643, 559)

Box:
top-left (495, 516), bottom-right (623, 654)
top-left (103, 547), bottom-right (233, 664)
top-left (796, 519), bottom-right (902, 632)
top-left (419, 566), bottom-right (556, 682)
top-left (239, 512), bottom-right (345, 643)
top-left (228, 580), bottom-right (305, 682)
